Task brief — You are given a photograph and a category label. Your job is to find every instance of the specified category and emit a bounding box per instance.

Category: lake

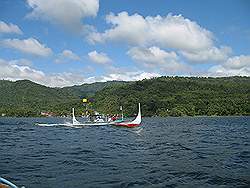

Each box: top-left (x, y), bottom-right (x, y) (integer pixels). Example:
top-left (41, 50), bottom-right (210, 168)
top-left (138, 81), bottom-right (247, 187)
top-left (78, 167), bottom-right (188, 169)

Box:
top-left (0, 117), bottom-right (249, 188)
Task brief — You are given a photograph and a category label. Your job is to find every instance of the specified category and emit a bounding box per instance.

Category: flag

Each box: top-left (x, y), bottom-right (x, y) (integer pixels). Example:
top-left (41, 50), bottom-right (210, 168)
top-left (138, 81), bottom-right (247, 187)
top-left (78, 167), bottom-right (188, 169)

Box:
top-left (89, 98), bottom-right (95, 103)
top-left (82, 98), bottom-right (88, 103)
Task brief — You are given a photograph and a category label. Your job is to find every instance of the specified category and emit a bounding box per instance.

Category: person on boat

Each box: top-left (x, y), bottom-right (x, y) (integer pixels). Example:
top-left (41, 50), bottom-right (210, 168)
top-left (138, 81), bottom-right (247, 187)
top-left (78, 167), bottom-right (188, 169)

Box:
top-left (111, 115), bottom-right (117, 121)
top-left (108, 117), bottom-right (112, 122)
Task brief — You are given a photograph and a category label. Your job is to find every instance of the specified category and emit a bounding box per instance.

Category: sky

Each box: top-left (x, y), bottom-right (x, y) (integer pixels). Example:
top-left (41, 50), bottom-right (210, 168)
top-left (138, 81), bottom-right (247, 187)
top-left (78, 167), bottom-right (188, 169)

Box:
top-left (0, 0), bottom-right (249, 87)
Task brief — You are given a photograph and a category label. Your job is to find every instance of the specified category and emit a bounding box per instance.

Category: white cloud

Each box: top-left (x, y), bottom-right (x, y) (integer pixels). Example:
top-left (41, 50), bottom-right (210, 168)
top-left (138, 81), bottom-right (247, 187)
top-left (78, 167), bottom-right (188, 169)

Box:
top-left (208, 55), bottom-right (250, 76)
top-left (88, 11), bottom-right (241, 65)
top-left (88, 50), bottom-right (112, 64)
top-left (88, 12), bottom-right (213, 52)
top-left (101, 71), bottom-right (160, 82)
top-left (0, 58), bottom-right (162, 87)
top-left (61, 50), bottom-right (80, 60)
top-left (208, 65), bottom-right (249, 77)
top-left (0, 58), bottom-right (86, 87)
top-left (0, 21), bottom-right (23, 34)
top-left (1, 38), bottom-right (52, 57)
top-left (181, 46), bottom-right (232, 63)
top-left (55, 49), bottom-right (80, 63)
top-left (44, 73), bottom-right (87, 87)
top-left (85, 71), bottom-right (161, 83)
top-left (9, 59), bottom-right (33, 66)
top-left (0, 58), bottom-right (46, 82)
top-left (26, 0), bottom-right (99, 33)
top-left (127, 46), bottom-right (189, 72)
top-left (223, 55), bottom-right (250, 69)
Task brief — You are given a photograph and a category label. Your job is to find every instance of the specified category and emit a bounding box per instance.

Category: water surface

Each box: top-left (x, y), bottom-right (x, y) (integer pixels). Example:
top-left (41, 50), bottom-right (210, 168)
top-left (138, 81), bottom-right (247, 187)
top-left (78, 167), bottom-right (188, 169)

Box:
top-left (0, 117), bottom-right (249, 187)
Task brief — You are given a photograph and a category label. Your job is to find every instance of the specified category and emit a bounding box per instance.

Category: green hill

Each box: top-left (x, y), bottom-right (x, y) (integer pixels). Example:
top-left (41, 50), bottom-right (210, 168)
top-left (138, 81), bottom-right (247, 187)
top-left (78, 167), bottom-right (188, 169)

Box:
top-left (0, 80), bottom-right (79, 116)
top-left (62, 80), bottom-right (127, 97)
top-left (0, 80), bottom-right (125, 116)
top-left (93, 76), bottom-right (250, 116)
top-left (0, 76), bottom-right (249, 117)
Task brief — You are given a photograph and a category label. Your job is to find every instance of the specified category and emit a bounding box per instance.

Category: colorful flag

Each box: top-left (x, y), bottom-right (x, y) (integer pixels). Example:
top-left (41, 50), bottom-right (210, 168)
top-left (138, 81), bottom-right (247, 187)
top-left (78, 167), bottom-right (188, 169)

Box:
top-left (82, 98), bottom-right (88, 103)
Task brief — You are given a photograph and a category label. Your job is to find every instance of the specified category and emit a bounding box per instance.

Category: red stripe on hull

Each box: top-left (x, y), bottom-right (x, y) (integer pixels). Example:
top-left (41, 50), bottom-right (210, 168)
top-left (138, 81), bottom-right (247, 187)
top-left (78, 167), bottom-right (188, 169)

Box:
top-left (114, 123), bottom-right (140, 128)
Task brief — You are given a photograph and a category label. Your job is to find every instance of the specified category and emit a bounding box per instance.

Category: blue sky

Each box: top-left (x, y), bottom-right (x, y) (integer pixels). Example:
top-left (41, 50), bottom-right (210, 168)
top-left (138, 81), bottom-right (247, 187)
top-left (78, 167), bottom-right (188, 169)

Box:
top-left (0, 0), bottom-right (249, 87)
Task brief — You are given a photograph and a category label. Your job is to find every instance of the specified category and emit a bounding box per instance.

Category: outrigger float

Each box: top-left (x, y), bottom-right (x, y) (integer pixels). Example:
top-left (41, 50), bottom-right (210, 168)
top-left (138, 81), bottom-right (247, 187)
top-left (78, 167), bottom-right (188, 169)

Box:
top-left (36, 103), bottom-right (142, 128)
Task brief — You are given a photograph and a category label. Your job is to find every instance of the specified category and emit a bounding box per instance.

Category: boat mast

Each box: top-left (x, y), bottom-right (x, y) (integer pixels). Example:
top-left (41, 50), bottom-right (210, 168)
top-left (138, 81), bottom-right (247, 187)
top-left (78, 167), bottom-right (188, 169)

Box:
top-left (72, 108), bottom-right (80, 125)
top-left (120, 106), bottom-right (124, 120)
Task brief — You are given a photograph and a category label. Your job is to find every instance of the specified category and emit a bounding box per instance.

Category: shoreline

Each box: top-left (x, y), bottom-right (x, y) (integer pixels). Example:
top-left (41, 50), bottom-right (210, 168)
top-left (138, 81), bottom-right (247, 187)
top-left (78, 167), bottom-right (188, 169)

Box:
top-left (1, 115), bottom-right (249, 118)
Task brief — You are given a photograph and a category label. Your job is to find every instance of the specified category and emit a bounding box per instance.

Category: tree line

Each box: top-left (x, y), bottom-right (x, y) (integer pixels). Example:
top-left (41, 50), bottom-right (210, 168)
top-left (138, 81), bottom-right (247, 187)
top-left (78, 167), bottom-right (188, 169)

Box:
top-left (0, 76), bottom-right (249, 117)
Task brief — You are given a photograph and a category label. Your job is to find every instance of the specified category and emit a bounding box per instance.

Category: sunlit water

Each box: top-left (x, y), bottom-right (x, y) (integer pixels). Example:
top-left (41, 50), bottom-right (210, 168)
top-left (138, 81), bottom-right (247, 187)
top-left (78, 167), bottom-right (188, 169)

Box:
top-left (0, 117), bottom-right (249, 188)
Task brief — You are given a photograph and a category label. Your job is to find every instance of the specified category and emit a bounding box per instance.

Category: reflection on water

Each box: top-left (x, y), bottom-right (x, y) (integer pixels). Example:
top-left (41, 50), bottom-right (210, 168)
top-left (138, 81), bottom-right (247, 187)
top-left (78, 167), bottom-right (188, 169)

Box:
top-left (0, 116), bottom-right (249, 188)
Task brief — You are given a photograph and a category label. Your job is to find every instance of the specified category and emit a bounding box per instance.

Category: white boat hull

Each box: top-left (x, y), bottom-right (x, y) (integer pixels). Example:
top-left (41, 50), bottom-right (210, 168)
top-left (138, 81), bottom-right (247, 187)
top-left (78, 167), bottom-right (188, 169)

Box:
top-left (36, 121), bottom-right (115, 127)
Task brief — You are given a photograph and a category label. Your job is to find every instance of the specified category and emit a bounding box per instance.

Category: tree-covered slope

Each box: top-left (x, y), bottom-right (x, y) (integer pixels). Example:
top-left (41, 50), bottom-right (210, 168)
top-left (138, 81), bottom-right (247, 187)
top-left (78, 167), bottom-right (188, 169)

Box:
top-left (0, 80), bottom-right (127, 116)
top-left (62, 80), bottom-right (127, 97)
top-left (0, 80), bottom-right (80, 116)
top-left (0, 77), bottom-right (249, 117)
top-left (93, 76), bottom-right (250, 116)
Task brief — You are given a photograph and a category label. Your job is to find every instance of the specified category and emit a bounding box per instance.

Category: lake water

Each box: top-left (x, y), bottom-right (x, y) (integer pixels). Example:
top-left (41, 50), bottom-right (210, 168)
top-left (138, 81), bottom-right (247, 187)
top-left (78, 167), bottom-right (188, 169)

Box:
top-left (0, 117), bottom-right (249, 188)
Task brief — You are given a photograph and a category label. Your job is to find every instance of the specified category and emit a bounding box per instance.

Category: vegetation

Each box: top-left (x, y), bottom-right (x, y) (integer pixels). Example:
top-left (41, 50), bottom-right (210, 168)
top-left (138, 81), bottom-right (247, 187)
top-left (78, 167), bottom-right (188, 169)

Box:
top-left (93, 76), bottom-right (250, 117)
top-left (62, 80), bottom-right (127, 97)
top-left (0, 76), bottom-right (249, 117)
top-left (0, 80), bottom-right (124, 117)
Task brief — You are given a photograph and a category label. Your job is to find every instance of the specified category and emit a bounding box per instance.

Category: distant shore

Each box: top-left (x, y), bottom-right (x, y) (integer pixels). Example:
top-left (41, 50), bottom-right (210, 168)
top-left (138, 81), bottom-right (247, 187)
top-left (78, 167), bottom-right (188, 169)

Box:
top-left (1, 115), bottom-right (249, 118)
top-left (1, 76), bottom-right (249, 117)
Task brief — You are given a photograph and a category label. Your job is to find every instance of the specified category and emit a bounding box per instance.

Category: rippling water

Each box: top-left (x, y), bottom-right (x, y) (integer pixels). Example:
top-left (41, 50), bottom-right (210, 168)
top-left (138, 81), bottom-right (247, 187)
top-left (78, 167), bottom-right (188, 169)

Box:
top-left (0, 117), bottom-right (249, 188)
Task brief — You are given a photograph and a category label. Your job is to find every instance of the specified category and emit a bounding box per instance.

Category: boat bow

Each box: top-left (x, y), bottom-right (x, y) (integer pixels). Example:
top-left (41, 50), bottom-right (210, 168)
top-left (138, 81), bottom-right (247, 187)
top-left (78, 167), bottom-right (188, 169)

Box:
top-left (72, 108), bottom-right (81, 125)
top-left (114, 103), bottom-right (141, 127)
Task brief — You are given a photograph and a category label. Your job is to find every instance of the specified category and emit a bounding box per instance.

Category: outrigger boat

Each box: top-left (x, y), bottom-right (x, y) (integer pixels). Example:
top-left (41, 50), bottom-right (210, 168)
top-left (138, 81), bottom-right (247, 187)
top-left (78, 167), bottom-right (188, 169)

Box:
top-left (71, 108), bottom-right (114, 126)
top-left (36, 108), bottom-right (116, 126)
top-left (114, 103), bottom-right (141, 128)
top-left (36, 104), bottom-right (141, 127)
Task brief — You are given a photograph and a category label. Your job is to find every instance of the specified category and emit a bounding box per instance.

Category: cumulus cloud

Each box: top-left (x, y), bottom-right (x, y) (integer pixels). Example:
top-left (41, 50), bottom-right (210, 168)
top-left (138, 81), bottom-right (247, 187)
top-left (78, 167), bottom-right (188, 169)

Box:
top-left (208, 55), bottom-right (250, 76)
top-left (1, 38), bottom-right (52, 57)
top-left (9, 59), bottom-right (33, 66)
top-left (88, 11), bottom-right (242, 66)
top-left (61, 50), bottom-right (80, 60)
top-left (88, 50), bottom-right (112, 64)
top-left (85, 71), bottom-right (161, 83)
top-left (88, 12), bottom-right (213, 52)
top-left (0, 21), bottom-right (23, 34)
top-left (181, 46), bottom-right (232, 63)
top-left (26, 0), bottom-right (99, 33)
top-left (223, 55), bottom-right (250, 69)
top-left (0, 58), bottom-right (161, 87)
top-left (127, 46), bottom-right (189, 72)
top-left (55, 49), bottom-right (80, 63)
top-left (0, 58), bottom-right (46, 82)
top-left (100, 71), bottom-right (160, 82)
top-left (0, 58), bottom-right (86, 87)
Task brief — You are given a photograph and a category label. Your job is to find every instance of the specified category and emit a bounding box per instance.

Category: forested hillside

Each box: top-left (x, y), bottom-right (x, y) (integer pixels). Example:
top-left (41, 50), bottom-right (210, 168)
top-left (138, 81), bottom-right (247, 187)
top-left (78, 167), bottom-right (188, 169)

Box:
top-left (0, 80), bottom-right (79, 116)
top-left (0, 80), bottom-right (124, 116)
top-left (62, 80), bottom-right (127, 97)
top-left (0, 77), bottom-right (249, 117)
top-left (93, 76), bottom-right (250, 116)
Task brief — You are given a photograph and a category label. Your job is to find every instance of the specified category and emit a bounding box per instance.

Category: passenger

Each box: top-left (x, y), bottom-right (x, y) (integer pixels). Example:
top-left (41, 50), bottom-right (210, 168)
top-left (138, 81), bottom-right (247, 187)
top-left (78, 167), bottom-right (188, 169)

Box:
top-left (111, 115), bottom-right (117, 121)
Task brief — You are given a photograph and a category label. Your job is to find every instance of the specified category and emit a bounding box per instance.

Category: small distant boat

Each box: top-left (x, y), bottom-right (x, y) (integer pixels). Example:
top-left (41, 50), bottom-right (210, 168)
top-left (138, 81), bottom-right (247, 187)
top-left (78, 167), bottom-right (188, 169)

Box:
top-left (37, 108), bottom-right (115, 127)
top-left (114, 103), bottom-right (141, 128)
top-left (36, 104), bottom-right (141, 127)
top-left (70, 108), bottom-right (115, 126)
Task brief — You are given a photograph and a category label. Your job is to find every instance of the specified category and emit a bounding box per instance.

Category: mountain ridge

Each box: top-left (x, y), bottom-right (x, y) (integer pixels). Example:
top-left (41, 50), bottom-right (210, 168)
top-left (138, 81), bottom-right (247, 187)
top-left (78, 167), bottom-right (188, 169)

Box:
top-left (0, 76), bottom-right (249, 117)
